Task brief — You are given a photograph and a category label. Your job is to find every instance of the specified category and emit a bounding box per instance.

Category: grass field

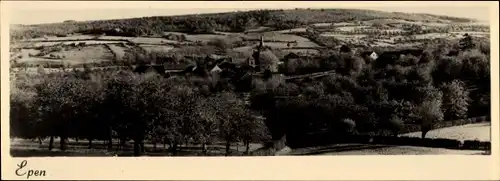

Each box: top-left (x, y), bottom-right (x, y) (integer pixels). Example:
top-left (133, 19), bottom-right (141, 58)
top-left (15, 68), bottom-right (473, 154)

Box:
top-left (275, 28), bottom-right (308, 34)
top-left (240, 32), bottom-right (319, 47)
top-left (60, 40), bottom-right (125, 45)
top-left (97, 36), bottom-right (135, 41)
top-left (129, 37), bottom-right (177, 44)
top-left (139, 44), bottom-right (175, 53)
top-left (285, 143), bottom-right (487, 156)
top-left (320, 145), bottom-right (486, 155)
top-left (106, 44), bottom-right (129, 61)
top-left (400, 122), bottom-right (490, 142)
top-left (10, 138), bottom-right (264, 157)
top-left (12, 48), bottom-right (41, 59)
top-left (27, 35), bottom-right (97, 42)
top-left (280, 49), bottom-right (320, 55)
top-left (43, 45), bottom-right (115, 65)
top-left (15, 57), bottom-right (63, 65)
top-left (185, 34), bottom-right (229, 42)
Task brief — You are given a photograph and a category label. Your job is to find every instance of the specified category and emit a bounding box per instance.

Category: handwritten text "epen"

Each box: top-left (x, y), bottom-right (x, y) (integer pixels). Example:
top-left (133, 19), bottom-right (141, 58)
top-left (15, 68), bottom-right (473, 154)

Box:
top-left (16, 160), bottom-right (47, 179)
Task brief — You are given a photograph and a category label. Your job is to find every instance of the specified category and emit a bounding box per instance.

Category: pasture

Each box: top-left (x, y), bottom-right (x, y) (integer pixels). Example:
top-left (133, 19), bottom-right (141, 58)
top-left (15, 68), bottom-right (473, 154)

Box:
top-left (139, 44), bottom-right (175, 53)
top-left (105, 44), bottom-right (128, 61)
top-left (14, 57), bottom-right (63, 66)
top-left (185, 34), bottom-right (228, 42)
top-left (42, 45), bottom-right (114, 65)
top-left (129, 37), bottom-right (178, 45)
top-left (274, 28), bottom-right (308, 34)
top-left (400, 122), bottom-right (491, 142)
top-left (25, 35), bottom-right (97, 42)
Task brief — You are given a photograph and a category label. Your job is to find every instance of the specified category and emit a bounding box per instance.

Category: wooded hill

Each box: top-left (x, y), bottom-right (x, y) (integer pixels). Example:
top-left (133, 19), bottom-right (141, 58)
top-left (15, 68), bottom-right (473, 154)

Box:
top-left (10, 8), bottom-right (476, 40)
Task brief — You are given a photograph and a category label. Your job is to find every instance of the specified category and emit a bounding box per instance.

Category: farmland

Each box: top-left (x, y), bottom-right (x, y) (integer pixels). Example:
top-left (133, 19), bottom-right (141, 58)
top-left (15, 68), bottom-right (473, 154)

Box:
top-left (9, 8), bottom-right (491, 157)
top-left (10, 10), bottom-right (489, 68)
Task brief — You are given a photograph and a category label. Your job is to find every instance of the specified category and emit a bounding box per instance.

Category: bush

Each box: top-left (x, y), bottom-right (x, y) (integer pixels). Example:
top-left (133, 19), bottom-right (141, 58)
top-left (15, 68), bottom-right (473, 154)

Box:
top-left (462, 140), bottom-right (481, 150)
top-left (371, 136), bottom-right (461, 149)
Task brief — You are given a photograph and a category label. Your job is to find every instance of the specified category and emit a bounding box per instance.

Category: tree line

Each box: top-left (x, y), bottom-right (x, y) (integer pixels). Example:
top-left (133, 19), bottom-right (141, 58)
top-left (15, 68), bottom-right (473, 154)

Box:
top-left (251, 36), bottom-right (490, 144)
top-left (11, 70), bottom-right (271, 156)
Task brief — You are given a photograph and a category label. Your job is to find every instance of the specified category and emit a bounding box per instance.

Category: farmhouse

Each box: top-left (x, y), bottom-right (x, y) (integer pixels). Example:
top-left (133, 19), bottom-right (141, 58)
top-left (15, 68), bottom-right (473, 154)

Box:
top-left (360, 51), bottom-right (379, 61)
top-left (210, 65), bottom-right (222, 73)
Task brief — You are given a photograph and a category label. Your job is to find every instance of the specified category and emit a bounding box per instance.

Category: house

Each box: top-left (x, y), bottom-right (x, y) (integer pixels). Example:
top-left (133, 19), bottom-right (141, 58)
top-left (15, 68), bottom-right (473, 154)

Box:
top-left (210, 65), bottom-right (223, 73)
top-left (113, 28), bottom-right (123, 33)
top-left (360, 51), bottom-right (379, 61)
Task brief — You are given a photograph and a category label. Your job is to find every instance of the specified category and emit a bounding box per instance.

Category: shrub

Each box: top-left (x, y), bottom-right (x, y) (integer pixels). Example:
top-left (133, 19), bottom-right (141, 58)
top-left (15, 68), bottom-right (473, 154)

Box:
top-left (388, 115), bottom-right (405, 136)
top-left (463, 140), bottom-right (481, 150)
top-left (341, 118), bottom-right (357, 134)
top-left (440, 80), bottom-right (470, 120)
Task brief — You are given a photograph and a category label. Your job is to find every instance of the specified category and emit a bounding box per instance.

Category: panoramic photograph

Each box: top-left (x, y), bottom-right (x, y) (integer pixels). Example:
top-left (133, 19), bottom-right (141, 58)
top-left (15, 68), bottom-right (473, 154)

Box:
top-left (8, 4), bottom-right (491, 157)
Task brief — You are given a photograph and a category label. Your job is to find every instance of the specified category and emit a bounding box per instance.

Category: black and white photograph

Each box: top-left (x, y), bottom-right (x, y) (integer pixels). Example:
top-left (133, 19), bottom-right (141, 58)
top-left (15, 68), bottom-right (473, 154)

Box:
top-left (4, 1), bottom-right (495, 159)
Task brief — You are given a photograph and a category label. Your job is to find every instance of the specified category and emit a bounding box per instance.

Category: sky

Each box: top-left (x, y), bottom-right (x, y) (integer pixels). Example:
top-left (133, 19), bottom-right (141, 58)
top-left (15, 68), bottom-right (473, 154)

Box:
top-left (4, 1), bottom-right (493, 25)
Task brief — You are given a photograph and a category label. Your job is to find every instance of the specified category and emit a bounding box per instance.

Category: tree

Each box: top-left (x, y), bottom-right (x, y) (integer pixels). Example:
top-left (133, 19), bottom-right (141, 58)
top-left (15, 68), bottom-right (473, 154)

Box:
top-left (388, 115), bottom-right (405, 137)
top-left (194, 96), bottom-right (221, 154)
top-left (239, 114), bottom-right (271, 154)
top-left (213, 92), bottom-right (248, 156)
top-left (10, 76), bottom-right (37, 140)
top-left (440, 80), bottom-right (470, 120)
top-left (459, 33), bottom-right (475, 50)
top-left (163, 84), bottom-right (200, 155)
top-left (414, 85), bottom-right (444, 138)
top-left (34, 75), bottom-right (92, 151)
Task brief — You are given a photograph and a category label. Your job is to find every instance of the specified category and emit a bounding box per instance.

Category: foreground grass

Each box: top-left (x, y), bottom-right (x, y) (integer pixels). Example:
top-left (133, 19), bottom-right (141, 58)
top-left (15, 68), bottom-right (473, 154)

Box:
top-left (10, 138), bottom-right (264, 157)
top-left (400, 122), bottom-right (491, 142)
top-left (284, 144), bottom-right (488, 155)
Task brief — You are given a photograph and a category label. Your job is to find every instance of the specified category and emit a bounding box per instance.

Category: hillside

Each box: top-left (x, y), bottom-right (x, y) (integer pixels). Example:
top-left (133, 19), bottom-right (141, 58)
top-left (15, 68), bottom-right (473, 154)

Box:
top-left (10, 8), bottom-right (478, 40)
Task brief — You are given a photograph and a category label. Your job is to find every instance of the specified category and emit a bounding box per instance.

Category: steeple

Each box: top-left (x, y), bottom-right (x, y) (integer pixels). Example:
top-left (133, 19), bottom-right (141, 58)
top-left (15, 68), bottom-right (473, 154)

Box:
top-left (259, 35), bottom-right (264, 49)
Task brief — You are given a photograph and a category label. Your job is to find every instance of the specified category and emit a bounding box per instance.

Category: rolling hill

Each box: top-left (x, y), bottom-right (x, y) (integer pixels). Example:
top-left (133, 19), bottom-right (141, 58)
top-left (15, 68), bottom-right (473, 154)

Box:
top-left (10, 8), bottom-right (478, 41)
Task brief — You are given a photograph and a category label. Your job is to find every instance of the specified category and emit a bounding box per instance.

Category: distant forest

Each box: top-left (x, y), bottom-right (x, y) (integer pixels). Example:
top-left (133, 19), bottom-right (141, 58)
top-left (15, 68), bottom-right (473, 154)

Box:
top-left (10, 9), bottom-right (475, 40)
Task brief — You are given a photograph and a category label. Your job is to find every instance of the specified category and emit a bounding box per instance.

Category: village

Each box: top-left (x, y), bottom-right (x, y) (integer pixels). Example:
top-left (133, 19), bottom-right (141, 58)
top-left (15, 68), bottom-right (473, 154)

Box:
top-left (9, 8), bottom-right (491, 157)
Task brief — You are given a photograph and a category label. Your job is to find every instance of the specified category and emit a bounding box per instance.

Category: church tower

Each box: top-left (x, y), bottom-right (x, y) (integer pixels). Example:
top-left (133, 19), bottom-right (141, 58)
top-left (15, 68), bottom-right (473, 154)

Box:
top-left (258, 35), bottom-right (264, 50)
